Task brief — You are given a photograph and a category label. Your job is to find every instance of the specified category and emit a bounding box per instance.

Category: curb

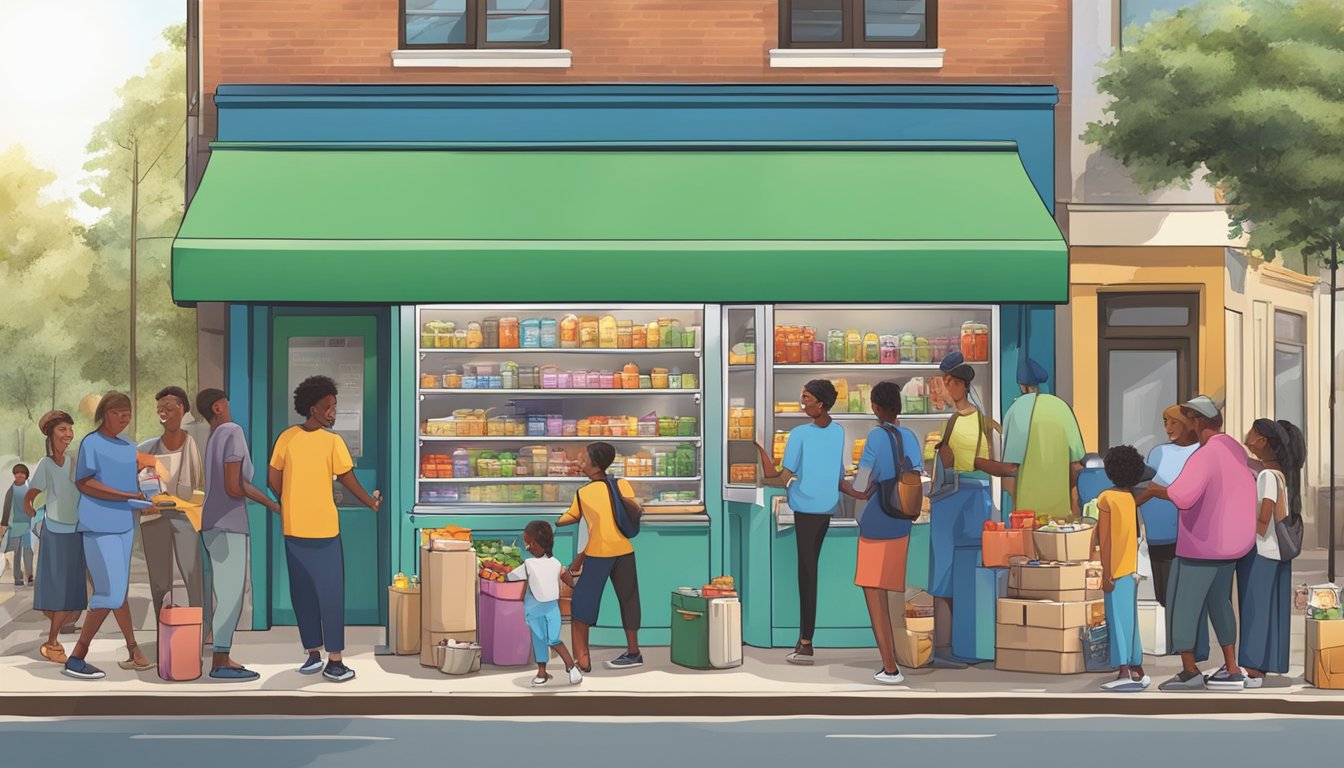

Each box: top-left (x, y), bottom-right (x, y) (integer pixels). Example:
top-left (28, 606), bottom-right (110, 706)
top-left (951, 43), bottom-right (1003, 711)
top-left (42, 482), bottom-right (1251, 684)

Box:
top-left (3, 693), bottom-right (1344, 718)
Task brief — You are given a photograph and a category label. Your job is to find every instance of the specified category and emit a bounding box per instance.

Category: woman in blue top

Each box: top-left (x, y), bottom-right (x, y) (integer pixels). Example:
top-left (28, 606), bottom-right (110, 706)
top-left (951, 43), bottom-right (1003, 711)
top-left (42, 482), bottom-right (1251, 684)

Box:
top-left (64, 392), bottom-right (152, 680)
top-left (757, 379), bottom-right (846, 666)
top-left (847, 381), bottom-right (925, 685)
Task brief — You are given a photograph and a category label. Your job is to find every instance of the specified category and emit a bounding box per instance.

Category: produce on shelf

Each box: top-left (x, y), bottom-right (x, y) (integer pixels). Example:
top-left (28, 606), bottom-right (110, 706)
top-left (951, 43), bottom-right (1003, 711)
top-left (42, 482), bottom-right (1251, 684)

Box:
top-left (422, 410), bottom-right (698, 438)
top-left (423, 361), bottom-right (698, 392)
top-left (421, 315), bottom-right (700, 350)
top-left (772, 321), bottom-right (989, 365)
top-left (420, 443), bottom-right (698, 480)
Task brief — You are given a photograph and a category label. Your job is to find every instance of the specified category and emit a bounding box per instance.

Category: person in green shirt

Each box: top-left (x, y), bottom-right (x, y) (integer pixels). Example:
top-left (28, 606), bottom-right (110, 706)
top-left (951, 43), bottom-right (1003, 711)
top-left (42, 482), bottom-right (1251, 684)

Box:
top-left (978, 358), bottom-right (1086, 520)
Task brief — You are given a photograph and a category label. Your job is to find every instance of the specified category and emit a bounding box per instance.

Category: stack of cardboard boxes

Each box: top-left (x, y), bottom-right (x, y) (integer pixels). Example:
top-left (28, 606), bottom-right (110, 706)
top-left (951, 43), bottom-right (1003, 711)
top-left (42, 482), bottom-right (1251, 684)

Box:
top-left (995, 525), bottom-right (1105, 674)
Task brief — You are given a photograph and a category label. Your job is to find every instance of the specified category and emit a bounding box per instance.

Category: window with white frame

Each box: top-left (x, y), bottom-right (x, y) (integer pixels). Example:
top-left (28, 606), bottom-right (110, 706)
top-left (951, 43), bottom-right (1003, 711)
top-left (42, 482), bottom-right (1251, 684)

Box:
top-left (401, 0), bottom-right (559, 49)
top-left (1274, 309), bottom-right (1306, 432)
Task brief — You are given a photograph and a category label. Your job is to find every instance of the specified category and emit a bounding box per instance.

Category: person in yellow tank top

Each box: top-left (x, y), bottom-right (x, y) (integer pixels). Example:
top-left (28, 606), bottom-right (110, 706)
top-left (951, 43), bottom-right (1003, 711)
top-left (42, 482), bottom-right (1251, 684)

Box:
top-left (928, 352), bottom-right (999, 668)
top-left (1097, 445), bottom-right (1148, 691)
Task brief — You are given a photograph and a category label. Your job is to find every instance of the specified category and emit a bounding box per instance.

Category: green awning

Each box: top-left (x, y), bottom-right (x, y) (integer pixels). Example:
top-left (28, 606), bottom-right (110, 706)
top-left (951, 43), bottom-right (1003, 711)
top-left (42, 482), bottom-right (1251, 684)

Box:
top-left (172, 143), bottom-right (1067, 304)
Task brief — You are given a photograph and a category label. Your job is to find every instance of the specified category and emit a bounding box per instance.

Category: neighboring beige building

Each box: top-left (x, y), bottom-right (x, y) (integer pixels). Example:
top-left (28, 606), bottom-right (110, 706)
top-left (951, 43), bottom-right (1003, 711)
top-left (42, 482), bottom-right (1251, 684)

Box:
top-left (1067, 1), bottom-right (1333, 546)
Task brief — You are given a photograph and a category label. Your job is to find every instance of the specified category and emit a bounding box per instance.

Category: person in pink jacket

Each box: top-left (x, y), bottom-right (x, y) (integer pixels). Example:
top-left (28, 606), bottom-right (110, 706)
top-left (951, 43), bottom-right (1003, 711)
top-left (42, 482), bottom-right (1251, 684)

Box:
top-left (1139, 396), bottom-right (1256, 691)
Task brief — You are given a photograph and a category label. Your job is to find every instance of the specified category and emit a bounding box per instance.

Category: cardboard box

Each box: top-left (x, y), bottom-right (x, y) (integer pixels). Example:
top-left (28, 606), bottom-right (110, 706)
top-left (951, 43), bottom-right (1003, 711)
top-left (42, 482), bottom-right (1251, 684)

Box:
top-left (997, 598), bottom-right (1104, 630)
top-left (996, 624), bottom-right (1083, 654)
top-left (420, 547), bottom-right (479, 667)
top-left (1305, 618), bottom-right (1344, 689)
top-left (1032, 526), bottom-right (1096, 562)
top-left (982, 529), bottom-right (1036, 568)
top-left (995, 648), bottom-right (1086, 675)
top-left (389, 585), bottom-right (422, 656)
top-left (1009, 562), bottom-right (1087, 592)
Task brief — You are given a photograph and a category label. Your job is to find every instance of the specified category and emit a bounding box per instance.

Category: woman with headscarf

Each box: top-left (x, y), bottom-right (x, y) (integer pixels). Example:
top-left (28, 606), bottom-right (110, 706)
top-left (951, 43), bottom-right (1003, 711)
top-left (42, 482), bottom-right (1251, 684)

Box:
top-left (24, 411), bottom-right (87, 664)
top-left (1236, 419), bottom-right (1304, 687)
top-left (928, 352), bottom-right (998, 667)
top-left (757, 379), bottom-right (846, 666)
top-left (64, 392), bottom-right (153, 679)
top-left (978, 358), bottom-right (1085, 520)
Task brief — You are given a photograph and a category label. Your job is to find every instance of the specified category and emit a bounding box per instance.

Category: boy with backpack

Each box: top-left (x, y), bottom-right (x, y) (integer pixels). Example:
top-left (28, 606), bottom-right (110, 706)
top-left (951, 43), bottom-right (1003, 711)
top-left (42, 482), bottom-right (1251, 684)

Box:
top-left (556, 442), bottom-right (644, 672)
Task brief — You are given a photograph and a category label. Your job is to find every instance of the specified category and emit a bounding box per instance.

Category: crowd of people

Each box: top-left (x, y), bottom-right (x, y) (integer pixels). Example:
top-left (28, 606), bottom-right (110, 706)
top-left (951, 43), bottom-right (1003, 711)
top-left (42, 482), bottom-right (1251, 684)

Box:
top-left (1, 375), bottom-right (381, 683)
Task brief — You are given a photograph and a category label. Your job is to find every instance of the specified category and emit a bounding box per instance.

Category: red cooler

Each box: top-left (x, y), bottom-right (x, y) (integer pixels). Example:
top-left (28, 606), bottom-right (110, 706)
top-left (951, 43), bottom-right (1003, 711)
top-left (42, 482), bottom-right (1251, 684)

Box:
top-left (479, 579), bottom-right (531, 666)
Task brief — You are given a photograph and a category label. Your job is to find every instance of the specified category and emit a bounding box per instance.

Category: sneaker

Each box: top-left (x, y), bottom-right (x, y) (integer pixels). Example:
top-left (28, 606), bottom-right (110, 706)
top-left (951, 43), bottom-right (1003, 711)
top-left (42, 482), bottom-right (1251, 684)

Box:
top-left (874, 668), bottom-right (905, 685)
top-left (323, 661), bottom-right (355, 683)
top-left (1158, 671), bottom-right (1207, 691)
top-left (62, 657), bottom-right (106, 680)
top-left (1101, 676), bottom-right (1149, 692)
top-left (785, 642), bottom-right (815, 666)
top-left (298, 653), bottom-right (324, 675)
top-left (1244, 675), bottom-right (1264, 689)
top-left (531, 673), bottom-right (553, 687)
top-left (568, 665), bottom-right (583, 685)
top-left (210, 666), bottom-right (261, 682)
top-left (1206, 667), bottom-right (1245, 690)
top-left (605, 652), bottom-right (644, 669)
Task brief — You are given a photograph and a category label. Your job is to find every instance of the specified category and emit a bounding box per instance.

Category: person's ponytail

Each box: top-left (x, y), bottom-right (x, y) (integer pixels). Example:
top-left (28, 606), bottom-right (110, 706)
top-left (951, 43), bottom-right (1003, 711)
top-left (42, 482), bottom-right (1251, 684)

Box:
top-left (1276, 420), bottom-right (1306, 522)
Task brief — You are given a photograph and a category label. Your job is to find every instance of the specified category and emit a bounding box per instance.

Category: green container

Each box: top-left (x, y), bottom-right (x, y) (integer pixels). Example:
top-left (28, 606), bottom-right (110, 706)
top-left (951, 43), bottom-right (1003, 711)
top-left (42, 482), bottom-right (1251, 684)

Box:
top-left (670, 592), bottom-right (711, 669)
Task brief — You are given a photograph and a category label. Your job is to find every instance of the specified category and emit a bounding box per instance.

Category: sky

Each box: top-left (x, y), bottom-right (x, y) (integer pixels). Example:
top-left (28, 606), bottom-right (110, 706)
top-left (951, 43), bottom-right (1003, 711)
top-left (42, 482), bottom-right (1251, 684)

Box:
top-left (0, 0), bottom-right (185, 224)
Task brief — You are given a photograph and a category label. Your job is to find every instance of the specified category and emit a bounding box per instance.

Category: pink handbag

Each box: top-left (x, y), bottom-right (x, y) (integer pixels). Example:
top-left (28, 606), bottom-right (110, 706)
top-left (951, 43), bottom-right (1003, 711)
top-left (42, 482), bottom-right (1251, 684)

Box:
top-left (157, 602), bottom-right (203, 681)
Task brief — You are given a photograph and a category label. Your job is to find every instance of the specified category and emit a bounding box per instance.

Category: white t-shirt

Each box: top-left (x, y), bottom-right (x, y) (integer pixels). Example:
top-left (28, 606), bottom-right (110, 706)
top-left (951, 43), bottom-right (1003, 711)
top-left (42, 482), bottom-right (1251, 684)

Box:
top-left (1255, 469), bottom-right (1285, 560)
top-left (506, 555), bottom-right (563, 603)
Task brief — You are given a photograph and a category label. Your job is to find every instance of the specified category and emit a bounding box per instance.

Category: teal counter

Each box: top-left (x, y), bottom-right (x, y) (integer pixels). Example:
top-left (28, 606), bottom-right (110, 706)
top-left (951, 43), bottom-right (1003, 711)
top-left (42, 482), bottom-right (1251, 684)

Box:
top-left (727, 488), bottom-right (931, 648)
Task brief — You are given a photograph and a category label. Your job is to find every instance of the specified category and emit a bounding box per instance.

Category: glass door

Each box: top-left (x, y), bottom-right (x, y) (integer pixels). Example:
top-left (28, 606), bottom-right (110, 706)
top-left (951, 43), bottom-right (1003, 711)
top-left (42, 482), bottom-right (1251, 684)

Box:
top-left (723, 305), bottom-right (764, 503)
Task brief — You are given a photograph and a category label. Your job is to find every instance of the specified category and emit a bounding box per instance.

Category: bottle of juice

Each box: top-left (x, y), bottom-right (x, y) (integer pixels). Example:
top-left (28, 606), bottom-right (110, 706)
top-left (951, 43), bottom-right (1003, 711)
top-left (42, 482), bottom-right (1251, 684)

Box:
top-left (833, 378), bottom-right (849, 413)
top-left (863, 332), bottom-right (880, 364)
top-left (466, 322), bottom-right (484, 349)
top-left (827, 330), bottom-right (845, 362)
top-left (800, 327), bottom-right (816, 364)
top-left (499, 317), bottom-right (520, 349)
top-left (579, 316), bottom-right (600, 349)
top-left (598, 315), bottom-right (619, 349)
top-left (961, 322), bottom-right (976, 359)
top-left (559, 315), bottom-right (579, 348)
top-left (845, 330), bottom-right (862, 363)
top-left (774, 326), bottom-right (788, 364)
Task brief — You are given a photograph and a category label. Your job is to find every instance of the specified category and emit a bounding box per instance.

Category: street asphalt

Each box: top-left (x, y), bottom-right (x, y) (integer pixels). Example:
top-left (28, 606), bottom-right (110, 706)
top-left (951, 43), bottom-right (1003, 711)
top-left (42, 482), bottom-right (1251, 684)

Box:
top-left (0, 715), bottom-right (1340, 766)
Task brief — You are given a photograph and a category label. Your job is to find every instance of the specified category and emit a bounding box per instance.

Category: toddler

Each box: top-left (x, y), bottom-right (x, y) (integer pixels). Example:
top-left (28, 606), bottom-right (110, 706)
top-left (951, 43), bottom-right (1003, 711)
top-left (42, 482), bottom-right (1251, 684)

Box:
top-left (508, 520), bottom-right (582, 686)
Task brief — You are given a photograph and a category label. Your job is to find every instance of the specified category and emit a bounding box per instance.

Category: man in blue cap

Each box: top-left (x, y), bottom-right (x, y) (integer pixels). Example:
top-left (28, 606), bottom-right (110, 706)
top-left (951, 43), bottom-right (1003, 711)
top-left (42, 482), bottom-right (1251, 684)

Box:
top-left (978, 357), bottom-right (1086, 519)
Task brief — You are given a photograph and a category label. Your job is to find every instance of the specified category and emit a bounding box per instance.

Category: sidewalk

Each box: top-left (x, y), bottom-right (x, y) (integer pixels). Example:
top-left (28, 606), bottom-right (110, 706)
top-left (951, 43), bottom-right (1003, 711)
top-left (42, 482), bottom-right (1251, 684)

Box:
top-left (1, 549), bottom-right (1341, 717)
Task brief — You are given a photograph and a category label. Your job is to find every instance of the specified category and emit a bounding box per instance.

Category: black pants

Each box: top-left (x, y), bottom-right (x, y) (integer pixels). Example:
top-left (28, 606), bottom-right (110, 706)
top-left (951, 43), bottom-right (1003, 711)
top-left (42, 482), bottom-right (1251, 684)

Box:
top-left (1149, 543), bottom-right (1177, 609)
top-left (794, 512), bottom-right (831, 641)
top-left (572, 552), bottom-right (641, 630)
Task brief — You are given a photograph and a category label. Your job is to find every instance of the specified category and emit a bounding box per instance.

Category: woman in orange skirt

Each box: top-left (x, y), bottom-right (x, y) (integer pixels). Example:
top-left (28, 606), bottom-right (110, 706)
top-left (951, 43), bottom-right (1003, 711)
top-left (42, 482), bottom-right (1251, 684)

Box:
top-left (845, 381), bottom-right (925, 685)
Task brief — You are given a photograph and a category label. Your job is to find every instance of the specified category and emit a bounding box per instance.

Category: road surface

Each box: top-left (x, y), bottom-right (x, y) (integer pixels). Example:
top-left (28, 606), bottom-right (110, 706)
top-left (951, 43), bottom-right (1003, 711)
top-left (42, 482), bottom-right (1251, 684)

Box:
top-left (0, 715), bottom-right (1336, 766)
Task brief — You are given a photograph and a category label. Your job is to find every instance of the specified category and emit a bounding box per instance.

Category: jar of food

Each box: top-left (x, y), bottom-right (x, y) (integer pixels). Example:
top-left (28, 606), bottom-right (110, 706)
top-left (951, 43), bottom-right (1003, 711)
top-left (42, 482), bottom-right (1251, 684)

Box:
top-left (499, 317), bottom-right (520, 349)
top-left (646, 321), bottom-right (661, 349)
top-left (826, 329), bottom-right (845, 362)
top-left (915, 336), bottom-right (932, 364)
top-left (974, 324), bottom-right (990, 361)
top-left (557, 372), bottom-right (573, 389)
top-left (617, 321), bottom-right (633, 349)
top-left (681, 372), bottom-right (698, 390)
top-left (661, 319), bottom-right (682, 350)
top-left (560, 315), bottom-right (579, 348)
top-left (668, 372), bottom-right (682, 389)
top-left (622, 362), bottom-right (640, 389)
top-left (541, 365), bottom-right (560, 389)
top-left (466, 322), bottom-right (483, 349)
top-left (563, 419), bottom-right (578, 437)
top-left (420, 373), bottom-right (438, 389)
top-left (577, 418), bottom-right (591, 437)
top-left (521, 319), bottom-right (541, 348)
top-left (677, 416), bottom-right (697, 437)
top-left (651, 368), bottom-right (669, 389)
top-left (442, 372), bottom-right (462, 389)
top-left (482, 316), bottom-right (500, 349)
top-left (631, 324), bottom-right (646, 348)
top-left (579, 316), bottom-right (600, 349)
top-left (452, 448), bottom-right (471, 479)
top-left (900, 333), bottom-right (916, 363)
top-left (599, 315), bottom-right (619, 349)
top-left (961, 322), bottom-right (976, 359)
top-left (638, 415), bottom-right (658, 436)
top-left (658, 417), bottom-right (677, 437)
top-left (845, 330), bottom-right (862, 363)
top-left (786, 327), bottom-right (803, 364)
top-left (774, 326), bottom-right (789, 365)
top-left (880, 335), bottom-right (899, 364)
top-left (639, 375), bottom-right (652, 389)
top-left (539, 318), bottom-right (558, 348)
top-left (863, 332), bottom-right (880, 364)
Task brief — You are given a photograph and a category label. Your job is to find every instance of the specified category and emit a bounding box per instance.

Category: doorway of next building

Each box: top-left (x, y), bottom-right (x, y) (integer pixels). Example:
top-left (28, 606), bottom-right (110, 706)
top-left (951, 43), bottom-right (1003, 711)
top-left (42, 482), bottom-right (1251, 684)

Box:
top-left (1098, 292), bottom-right (1200, 455)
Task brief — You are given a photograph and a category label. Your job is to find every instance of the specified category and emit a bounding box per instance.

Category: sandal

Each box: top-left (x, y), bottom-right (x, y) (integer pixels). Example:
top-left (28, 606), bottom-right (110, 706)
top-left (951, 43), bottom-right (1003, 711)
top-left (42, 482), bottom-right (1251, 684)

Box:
top-left (577, 654), bottom-right (592, 674)
top-left (117, 643), bottom-right (155, 671)
top-left (40, 642), bottom-right (68, 664)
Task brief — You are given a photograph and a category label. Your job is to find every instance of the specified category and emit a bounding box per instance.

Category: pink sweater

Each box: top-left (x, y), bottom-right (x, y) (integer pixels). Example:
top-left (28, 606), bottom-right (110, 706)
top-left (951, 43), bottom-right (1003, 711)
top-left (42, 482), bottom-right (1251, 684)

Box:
top-left (1167, 433), bottom-right (1256, 560)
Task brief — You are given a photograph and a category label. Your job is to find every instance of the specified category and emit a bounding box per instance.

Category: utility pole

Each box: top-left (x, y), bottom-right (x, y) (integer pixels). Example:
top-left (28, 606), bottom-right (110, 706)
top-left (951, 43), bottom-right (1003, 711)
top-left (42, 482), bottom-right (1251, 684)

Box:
top-left (51, 356), bottom-right (56, 411)
top-left (130, 139), bottom-right (139, 441)
top-left (1331, 241), bottom-right (1338, 583)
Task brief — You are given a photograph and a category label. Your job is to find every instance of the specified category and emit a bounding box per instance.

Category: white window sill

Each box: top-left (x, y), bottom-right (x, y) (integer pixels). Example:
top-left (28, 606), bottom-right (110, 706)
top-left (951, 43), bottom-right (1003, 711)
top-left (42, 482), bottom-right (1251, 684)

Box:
top-left (391, 49), bottom-right (572, 69)
top-left (768, 48), bottom-right (945, 69)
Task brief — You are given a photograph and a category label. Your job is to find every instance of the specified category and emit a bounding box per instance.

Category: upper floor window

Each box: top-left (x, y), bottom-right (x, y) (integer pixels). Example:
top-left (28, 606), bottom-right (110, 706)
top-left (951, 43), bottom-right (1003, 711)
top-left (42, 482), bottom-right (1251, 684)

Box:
top-left (780, 0), bottom-right (937, 49)
top-left (400, 0), bottom-right (559, 49)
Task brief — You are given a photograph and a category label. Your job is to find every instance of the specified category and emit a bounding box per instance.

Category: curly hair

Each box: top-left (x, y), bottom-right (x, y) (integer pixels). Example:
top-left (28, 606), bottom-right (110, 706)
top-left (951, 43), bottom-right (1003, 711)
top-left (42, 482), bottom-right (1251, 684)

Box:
top-left (586, 442), bottom-right (616, 471)
top-left (871, 380), bottom-right (903, 416)
top-left (293, 375), bottom-right (338, 418)
top-left (1103, 445), bottom-right (1146, 490)
top-left (524, 520), bottom-right (555, 558)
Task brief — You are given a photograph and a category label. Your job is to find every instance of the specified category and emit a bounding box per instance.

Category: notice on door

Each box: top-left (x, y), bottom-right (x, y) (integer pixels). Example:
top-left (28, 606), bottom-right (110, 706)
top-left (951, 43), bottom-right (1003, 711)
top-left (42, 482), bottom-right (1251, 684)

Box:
top-left (288, 336), bottom-right (365, 457)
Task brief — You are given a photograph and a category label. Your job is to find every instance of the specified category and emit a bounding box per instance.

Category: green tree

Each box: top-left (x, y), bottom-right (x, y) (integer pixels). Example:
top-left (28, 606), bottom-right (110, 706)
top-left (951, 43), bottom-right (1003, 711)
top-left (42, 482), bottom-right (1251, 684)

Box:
top-left (0, 146), bottom-right (104, 458)
top-left (1084, 0), bottom-right (1343, 576)
top-left (75, 23), bottom-right (195, 439)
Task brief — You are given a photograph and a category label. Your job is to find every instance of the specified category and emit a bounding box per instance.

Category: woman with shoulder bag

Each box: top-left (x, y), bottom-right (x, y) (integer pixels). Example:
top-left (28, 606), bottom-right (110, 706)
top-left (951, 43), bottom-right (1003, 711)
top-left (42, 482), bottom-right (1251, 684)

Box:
top-left (1236, 418), bottom-right (1305, 687)
top-left (927, 352), bottom-right (997, 668)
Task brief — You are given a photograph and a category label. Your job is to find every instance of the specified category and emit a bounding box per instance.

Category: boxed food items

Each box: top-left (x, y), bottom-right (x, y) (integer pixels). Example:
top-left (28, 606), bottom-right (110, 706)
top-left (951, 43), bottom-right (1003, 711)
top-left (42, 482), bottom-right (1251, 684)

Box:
top-left (729, 464), bottom-right (758, 484)
top-left (1305, 617), bottom-right (1344, 689)
top-left (997, 598), bottom-right (1105, 631)
top-left (420, 545), bottom-right (478, 667)
top-left (982, 521), bottom-right (1036, 568)
top-left (1307, 583), bottom-right (1342, 620)
top-left (1009, 510), bottom-right (1037, 530)
top-left (1007, 561), bottom-right (1100, 602)
top-left (996, 624), bottom-right (1082, 654)
top-left (995, 648), bottom-right (1085, 675)
top-left (702, 575), bottom-right (737, 598)
top-left (1032, 522), bottom-right (1096, 562)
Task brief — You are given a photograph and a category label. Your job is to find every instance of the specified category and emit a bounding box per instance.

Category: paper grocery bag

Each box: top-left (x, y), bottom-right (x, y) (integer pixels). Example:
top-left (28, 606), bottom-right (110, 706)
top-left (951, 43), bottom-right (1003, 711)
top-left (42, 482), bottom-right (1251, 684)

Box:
top-left (887, 591), bottom-right (932, 669)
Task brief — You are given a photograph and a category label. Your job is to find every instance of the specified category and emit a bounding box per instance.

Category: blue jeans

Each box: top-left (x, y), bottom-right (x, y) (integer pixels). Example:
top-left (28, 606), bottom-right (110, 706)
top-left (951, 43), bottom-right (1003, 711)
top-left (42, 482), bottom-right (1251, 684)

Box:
top-left (1105, 573), bottom-right (1143, 668)
top-left (284, 536), bottom-right (345, 654)
top-left (524, 592), bottom-right (563, 663)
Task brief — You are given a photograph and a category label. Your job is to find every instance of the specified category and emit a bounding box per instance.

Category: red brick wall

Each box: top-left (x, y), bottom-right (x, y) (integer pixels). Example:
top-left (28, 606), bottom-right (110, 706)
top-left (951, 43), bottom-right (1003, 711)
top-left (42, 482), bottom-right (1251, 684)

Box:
top-left (200, 1), bottom-right (1070, 200)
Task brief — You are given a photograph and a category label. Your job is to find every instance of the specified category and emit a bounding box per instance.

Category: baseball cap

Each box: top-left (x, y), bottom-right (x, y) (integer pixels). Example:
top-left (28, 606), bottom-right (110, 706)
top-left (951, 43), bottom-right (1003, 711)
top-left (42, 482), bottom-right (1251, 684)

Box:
top-left (1181, 395), bottom-right (1221, 420)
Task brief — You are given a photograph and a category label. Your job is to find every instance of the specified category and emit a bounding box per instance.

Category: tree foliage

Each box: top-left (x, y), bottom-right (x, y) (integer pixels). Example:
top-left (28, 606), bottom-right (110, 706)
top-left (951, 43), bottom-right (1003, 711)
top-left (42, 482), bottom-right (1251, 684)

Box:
top-left (1084, 0), bottom-right (1344, 259)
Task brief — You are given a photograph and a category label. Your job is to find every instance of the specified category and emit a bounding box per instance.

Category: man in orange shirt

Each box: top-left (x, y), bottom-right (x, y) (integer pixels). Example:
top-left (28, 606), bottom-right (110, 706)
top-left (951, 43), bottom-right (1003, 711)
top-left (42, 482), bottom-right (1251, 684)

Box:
top-left (268, 375), bottom-right (381, 683)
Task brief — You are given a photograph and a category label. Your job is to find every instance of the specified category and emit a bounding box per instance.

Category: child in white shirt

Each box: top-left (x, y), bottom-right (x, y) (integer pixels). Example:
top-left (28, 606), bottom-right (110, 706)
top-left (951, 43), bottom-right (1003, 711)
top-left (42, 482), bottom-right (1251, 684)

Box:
top-left (508, 520), bottom-right (582, 686)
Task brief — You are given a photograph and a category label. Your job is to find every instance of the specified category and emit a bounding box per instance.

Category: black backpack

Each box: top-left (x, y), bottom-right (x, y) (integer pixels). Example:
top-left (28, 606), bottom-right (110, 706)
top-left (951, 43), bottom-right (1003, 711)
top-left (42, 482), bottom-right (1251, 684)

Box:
top-left (876, 425), bottom-right (924, 521)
